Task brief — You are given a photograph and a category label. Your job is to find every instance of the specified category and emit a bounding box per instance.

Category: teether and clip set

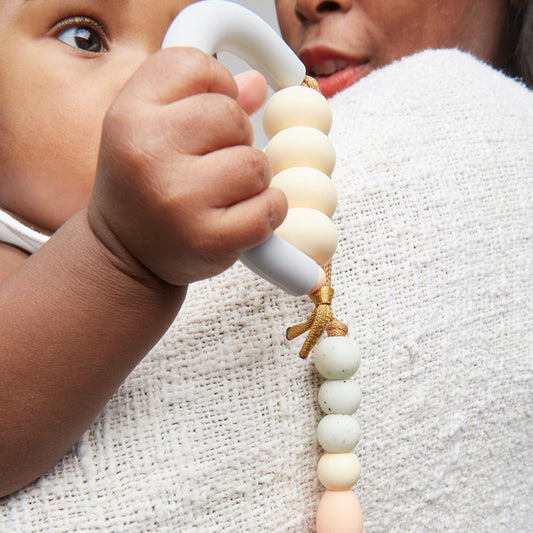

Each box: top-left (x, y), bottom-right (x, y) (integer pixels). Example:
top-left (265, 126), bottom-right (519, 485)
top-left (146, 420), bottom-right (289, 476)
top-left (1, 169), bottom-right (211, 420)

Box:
top-left (164, 3), bottom-right (364, 531)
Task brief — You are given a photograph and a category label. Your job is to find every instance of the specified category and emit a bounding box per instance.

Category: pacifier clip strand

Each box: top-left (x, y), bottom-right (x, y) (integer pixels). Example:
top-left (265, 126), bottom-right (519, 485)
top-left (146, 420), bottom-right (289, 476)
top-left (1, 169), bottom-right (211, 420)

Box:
top-left (262, 77), bottom-right (363, 532)
top-left (288, 264), bottom-right (363, 533)
top-left (165, 3), bottom-right (363, 531)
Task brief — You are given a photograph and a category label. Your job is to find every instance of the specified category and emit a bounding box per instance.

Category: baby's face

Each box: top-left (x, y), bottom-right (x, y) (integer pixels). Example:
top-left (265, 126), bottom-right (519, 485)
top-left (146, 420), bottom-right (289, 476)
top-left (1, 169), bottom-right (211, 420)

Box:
top-left (275, 0), bottom-right (513, 97)
top-left (0, 0), bottom-right (194, 231)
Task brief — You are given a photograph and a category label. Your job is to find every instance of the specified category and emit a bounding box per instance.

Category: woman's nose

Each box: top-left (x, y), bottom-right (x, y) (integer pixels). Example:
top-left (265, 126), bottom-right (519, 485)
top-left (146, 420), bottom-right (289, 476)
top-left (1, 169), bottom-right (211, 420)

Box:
top-left (294, 0), bottom-right (352, 23)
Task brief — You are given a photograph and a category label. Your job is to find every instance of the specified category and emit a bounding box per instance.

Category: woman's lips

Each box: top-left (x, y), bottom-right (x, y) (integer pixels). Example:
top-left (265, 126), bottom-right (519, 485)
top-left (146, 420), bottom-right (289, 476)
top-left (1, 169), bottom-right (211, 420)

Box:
top-left (311, 64), bottom-right (371, 98)
top-left (300, 49), bottom-right (371, 98)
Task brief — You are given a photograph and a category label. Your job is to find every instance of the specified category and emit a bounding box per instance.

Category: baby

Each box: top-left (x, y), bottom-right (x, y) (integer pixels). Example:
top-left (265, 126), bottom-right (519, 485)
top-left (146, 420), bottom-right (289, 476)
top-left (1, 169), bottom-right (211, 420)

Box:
top-left (0, 0), bottom-right (286, 497)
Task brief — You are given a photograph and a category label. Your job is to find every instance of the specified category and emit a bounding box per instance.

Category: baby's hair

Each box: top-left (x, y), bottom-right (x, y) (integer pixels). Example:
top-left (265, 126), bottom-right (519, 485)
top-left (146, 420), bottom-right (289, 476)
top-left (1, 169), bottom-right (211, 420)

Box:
top-left (508, 1), bottom-right (533, 88)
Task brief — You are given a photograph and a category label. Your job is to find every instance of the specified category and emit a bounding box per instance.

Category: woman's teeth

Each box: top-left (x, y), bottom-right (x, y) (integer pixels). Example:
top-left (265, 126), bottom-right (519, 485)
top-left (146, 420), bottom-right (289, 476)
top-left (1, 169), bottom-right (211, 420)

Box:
top-left (310, 60), bottom-right (349, 76)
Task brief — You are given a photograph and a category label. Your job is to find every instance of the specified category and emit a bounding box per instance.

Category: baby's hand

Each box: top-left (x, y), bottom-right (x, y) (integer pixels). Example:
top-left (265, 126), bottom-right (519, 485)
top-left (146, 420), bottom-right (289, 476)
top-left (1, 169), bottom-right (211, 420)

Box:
top-left (89, 47), bottom-right (287, 286)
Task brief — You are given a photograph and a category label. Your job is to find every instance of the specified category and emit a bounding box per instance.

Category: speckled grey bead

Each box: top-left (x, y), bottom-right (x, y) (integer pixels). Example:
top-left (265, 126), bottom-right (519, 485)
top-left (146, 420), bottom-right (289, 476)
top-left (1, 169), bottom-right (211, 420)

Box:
top-left (313, 336), bottom-right (361, 379)
top-left (318, 380), bottom-right (361, 414)
top-left (316, 414), bottom-right (361, 452)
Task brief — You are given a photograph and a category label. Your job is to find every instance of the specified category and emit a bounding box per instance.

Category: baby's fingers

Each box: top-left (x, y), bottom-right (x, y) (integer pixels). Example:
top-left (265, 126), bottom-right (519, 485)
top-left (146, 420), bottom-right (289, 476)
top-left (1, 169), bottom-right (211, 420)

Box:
top-left (117, 47), bottom-right (238, 107)
top-left (167, 94), bottom-right (255, 154)
top-left (205, 186), bottom-right (288, 258)
top-left (191, 146), bottom-right (273, 207)
top-left (235, 70), bottom-right (268, 115)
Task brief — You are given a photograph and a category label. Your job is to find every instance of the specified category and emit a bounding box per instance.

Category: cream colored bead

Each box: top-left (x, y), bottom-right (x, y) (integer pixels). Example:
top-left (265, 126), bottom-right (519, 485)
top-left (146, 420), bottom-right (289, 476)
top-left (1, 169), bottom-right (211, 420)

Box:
top-left (270, 167), bottom-right (337, 217)
top-left (274, 208), bottom-right (338, 266)
top-left (317, 453), bottom-right (361, 490)
top-left (262, 86), bottom-right (332, 139)
top-left (265, 126), bottom-right (336, 176)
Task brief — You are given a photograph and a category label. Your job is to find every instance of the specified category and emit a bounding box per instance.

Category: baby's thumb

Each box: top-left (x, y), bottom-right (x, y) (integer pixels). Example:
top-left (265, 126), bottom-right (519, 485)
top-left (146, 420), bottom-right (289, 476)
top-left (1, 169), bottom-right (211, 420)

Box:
top-left (235, 70), bottom-right (268, 115)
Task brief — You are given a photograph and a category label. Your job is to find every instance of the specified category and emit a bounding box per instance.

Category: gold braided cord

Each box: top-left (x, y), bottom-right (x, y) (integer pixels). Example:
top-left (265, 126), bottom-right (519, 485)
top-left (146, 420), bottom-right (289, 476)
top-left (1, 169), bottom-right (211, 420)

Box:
top-left (286, 284), bottom-right (334, 358)
top-left (286, 77), bottom-right (348, 359)
top-left (286, 261), bottom-right (348, 358)
top-left (301, 75), bottom-right (320, 91)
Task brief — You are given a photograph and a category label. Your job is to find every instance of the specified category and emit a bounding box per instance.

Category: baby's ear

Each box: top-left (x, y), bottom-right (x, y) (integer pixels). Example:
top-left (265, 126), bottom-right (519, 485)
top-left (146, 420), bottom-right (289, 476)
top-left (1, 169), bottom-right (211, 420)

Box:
top-left (234, 70), bottom-right (268, 115)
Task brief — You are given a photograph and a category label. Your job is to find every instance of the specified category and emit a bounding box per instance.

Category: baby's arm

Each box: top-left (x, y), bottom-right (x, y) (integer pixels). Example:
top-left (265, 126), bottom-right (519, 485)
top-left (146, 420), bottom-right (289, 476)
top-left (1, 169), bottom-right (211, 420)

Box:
top-left (0, 48), bottom-right (286, 497)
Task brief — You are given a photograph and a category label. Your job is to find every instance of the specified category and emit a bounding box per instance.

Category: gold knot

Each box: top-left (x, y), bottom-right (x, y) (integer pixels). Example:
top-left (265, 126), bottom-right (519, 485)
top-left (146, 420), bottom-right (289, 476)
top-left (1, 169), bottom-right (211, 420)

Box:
top-left (286, 285), bottom-right (335, 359)
top-left (310, 285), bottom-right (334, 306)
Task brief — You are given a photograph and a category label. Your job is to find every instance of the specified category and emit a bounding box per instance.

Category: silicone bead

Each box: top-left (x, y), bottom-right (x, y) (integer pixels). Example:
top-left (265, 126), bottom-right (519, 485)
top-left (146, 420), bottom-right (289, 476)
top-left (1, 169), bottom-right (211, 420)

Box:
top-left (262, 86), bottom-right (332, 139)
top-left (316, 490), bottom-right (363, 533)
top-left (316, 414), bottom-right (361, 452)
top-left (274, 208), bottom-right (338, 267)
top-left (317, 453), bottom-right (361, 490)
top-left (314, 336), bottom-right (361, 380)
top-left (318, 380), bottom-right (362, 415)
top-left (270, 167), bottom-right (337, 217)
top-left (265, 126), bottom-right (336, 176)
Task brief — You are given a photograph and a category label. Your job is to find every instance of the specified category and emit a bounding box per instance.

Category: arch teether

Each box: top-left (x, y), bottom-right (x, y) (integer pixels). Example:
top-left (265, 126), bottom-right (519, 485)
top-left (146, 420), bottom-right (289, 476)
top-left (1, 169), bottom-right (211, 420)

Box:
top-left (162, 0), bottom-right (324, 296)
top-left (162, 0), bottom-right (305, 90)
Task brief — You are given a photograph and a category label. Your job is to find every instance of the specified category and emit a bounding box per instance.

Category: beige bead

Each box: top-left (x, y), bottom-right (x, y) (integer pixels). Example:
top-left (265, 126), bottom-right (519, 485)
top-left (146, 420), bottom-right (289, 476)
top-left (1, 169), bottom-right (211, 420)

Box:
top-left (317, 453), bottom-right (361, 490)
top-left (270, 167), bottom-right (337, 217)
top-left (265, 126), bottom-right (336, 176)
top-left (262, 86), bottom-right (332, 139)
top-left (274, 208), bottom-right (338, 266)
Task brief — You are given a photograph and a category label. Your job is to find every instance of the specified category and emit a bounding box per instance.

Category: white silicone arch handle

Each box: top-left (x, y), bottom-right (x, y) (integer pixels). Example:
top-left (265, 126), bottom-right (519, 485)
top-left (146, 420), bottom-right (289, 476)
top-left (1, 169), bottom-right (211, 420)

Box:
top-left (162, 0), bottom-right (323, 296)
top-left (162, 0), bottom-right (305, 90)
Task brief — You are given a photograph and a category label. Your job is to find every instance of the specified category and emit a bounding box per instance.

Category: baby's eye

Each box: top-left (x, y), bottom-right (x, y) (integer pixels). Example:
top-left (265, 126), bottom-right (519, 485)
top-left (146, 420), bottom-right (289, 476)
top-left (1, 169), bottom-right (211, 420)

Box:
top-left (53, 17), bottom-right (108, 54)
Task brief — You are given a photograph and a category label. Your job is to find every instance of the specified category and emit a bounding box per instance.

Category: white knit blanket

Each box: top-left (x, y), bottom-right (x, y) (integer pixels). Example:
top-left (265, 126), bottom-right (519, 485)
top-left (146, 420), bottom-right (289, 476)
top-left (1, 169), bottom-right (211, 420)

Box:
top-left (2, 50), bottom-right (532, 532)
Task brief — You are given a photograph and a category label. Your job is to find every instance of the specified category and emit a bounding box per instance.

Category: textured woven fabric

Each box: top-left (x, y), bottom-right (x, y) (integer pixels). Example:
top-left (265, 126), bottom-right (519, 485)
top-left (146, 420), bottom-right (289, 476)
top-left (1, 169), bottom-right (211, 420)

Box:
top-left (1, 49), bottom-right (532, 532)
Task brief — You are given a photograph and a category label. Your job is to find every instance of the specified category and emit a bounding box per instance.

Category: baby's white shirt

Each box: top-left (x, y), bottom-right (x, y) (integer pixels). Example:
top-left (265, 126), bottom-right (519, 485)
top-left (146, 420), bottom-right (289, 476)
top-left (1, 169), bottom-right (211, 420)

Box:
top-left (0, 209), bottom-right (49, 253)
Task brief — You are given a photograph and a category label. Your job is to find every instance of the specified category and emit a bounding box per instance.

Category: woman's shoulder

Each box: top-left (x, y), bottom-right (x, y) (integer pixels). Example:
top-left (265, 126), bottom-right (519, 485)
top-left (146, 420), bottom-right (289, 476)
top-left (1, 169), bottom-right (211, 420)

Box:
top-left (329, 48), bottom-right (532, 170)
top-left (343, 48), bottom-right (531, 96)
top-left (331, 48), bottom-right (532, 123)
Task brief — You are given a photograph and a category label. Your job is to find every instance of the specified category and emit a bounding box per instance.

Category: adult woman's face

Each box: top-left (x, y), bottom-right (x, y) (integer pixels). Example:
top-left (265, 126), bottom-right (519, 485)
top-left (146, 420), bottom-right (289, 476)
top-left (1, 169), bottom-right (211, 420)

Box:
top-left (275, 0), bottom-right (512, 97)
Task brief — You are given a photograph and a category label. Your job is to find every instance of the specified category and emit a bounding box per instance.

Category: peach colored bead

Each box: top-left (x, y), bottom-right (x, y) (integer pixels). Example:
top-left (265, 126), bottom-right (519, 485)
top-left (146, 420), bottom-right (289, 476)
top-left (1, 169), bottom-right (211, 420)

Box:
top-left (262, 85), bottom-right (332, 139)
top-left (316, 490), bottom-right (363, 533)
top-left (270, 167), bottom-right (337, 217)
top-left (265, 126), bottom-right (336, 176)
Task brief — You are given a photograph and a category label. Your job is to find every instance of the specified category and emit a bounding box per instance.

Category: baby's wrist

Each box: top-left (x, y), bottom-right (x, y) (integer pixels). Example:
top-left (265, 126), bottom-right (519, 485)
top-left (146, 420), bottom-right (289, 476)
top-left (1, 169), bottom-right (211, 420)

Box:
top-left (83, 208), bottom-right (186, 295)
